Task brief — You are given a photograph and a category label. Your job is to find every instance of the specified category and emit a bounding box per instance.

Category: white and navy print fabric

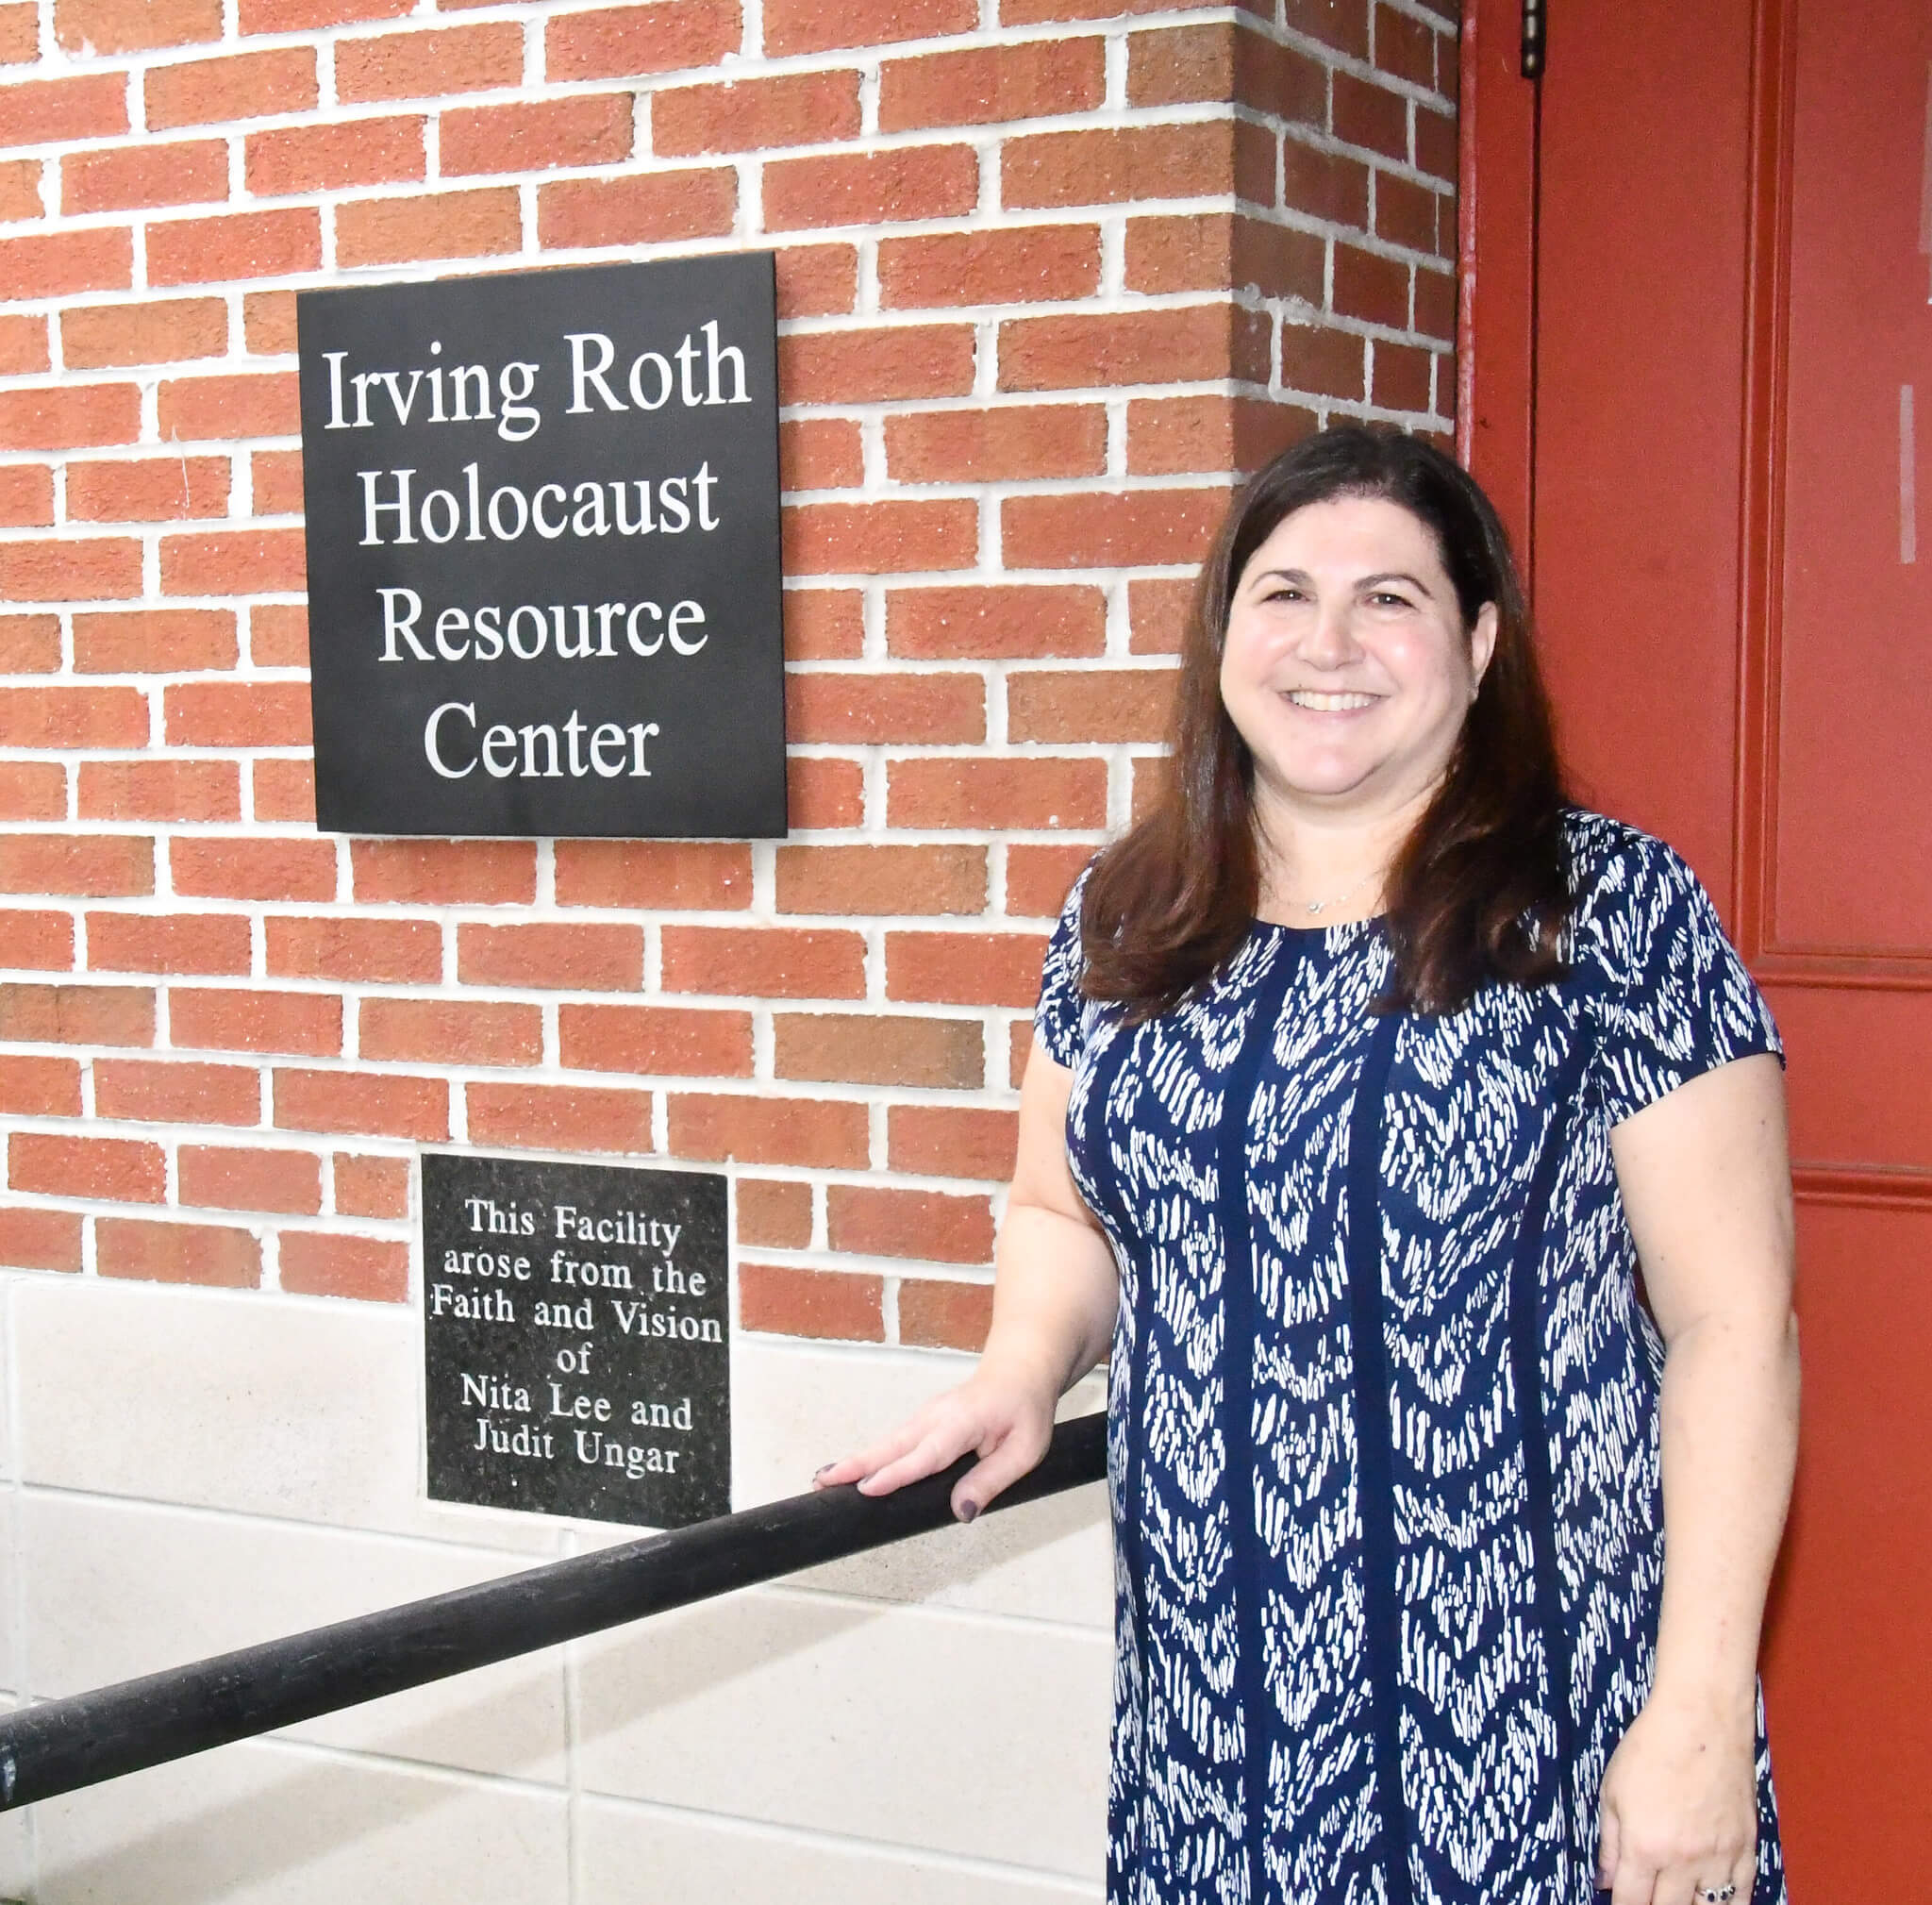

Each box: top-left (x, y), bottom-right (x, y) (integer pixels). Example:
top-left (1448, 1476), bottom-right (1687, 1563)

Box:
top-left (1035, 811), bottom-right (1789, 1905)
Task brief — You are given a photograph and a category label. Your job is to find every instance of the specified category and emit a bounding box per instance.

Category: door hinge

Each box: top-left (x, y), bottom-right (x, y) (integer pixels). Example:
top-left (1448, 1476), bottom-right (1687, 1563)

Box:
top-left (1522, 0), bottom-right (1545, 79)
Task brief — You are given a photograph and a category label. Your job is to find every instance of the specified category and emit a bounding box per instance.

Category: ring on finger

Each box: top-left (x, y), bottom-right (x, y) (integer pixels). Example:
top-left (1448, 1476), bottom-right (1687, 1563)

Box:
top-left (1694, 1885), bottom-right (1738, 1904)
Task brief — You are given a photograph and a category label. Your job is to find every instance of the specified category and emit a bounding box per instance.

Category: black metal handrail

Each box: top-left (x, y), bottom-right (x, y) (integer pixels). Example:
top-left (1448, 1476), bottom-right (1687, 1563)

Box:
top-left (0, 1412), bottom-right (1108, 1812)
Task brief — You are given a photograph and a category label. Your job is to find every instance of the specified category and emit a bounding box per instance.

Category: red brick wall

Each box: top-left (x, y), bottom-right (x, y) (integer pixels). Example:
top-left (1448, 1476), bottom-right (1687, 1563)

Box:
top-left (0, 0), bottom-right (1456, 1342)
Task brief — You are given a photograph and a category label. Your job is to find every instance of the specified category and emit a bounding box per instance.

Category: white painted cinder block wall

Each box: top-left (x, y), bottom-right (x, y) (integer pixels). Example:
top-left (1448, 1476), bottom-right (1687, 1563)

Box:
top-left (0, 1270), bottom-right (1111, 1901)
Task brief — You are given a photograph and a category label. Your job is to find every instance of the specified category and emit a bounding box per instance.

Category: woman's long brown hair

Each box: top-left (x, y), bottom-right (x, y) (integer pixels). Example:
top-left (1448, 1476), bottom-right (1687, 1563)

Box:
top-left (1080, 425), bottom-right (1571, 1019)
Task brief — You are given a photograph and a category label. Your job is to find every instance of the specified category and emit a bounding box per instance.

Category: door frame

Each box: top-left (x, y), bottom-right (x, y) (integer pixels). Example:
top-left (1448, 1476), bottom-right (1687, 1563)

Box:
top-left (1454, 0), bottom-right (1539, 576)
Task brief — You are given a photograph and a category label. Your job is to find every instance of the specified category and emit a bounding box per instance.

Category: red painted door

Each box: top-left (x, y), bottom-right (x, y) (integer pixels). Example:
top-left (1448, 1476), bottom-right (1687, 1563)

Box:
top-left (1464, 0), bottom-right (1932, 1890)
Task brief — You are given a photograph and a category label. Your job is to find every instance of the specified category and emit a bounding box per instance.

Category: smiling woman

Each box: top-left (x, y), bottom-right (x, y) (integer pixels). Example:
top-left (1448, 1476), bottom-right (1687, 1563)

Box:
top-left (824, 426), bottom-right (1802, 1905)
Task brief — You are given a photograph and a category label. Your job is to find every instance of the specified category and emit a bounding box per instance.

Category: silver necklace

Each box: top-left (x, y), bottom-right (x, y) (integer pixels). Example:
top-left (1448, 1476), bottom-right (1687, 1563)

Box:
top-left (1297, 868), bottom-right (1380, 916)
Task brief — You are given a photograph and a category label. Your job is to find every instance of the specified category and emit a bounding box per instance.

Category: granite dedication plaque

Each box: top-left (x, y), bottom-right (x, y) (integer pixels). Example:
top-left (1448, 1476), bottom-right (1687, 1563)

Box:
top-left (296, 254), bottom-right (785, 839)
top-left (423, 1152), bottom-right (729, 1526)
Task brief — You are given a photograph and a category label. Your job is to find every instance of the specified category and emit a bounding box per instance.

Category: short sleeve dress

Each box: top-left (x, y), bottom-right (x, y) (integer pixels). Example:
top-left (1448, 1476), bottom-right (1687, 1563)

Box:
top-left (1034, 810), bottom-right (1789, 1905)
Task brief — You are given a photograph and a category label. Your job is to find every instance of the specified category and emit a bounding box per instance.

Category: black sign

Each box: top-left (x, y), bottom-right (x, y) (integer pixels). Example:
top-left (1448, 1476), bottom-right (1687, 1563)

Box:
top-left (296, 256), bottom-right (786, 838)
top-left (422, 1152), bottom-right (730, 1526)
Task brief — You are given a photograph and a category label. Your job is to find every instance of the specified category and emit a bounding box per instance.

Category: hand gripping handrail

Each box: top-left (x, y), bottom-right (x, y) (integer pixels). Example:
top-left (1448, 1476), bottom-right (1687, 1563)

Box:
top-left (0, 1412), bottom-right (1108, 1812)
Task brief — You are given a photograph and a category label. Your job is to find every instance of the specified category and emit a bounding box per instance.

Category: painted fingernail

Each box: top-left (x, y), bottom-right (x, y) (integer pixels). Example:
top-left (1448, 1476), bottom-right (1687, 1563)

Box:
top-left (958, 1499), bottom-right (979, 1524)
top-left (813, 1463), bottom-right (833, 1480)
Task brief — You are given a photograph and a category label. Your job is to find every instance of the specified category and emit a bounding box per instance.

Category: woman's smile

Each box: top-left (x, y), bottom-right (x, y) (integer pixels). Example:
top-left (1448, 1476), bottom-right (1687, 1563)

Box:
top-left (1281, 688), bottom-right (1383, 712)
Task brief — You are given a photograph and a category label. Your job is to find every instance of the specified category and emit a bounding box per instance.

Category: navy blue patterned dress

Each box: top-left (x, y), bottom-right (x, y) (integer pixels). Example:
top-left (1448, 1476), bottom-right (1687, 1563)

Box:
top-left (1035, 811), bottom-right (1788, 1905)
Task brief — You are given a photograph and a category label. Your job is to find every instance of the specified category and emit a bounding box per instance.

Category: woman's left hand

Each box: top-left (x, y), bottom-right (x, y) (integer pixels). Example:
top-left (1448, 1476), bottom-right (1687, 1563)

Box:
top-left (1596, 1691), bottom-right (1757, 1905)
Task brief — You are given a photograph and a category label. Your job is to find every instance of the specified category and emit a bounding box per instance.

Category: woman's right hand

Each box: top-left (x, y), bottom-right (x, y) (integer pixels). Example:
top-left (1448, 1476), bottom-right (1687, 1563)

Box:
top-left (815, 1036), bottom-right (1118, 1526)
top-left (813, 1362), bottom-right (1059, 1524)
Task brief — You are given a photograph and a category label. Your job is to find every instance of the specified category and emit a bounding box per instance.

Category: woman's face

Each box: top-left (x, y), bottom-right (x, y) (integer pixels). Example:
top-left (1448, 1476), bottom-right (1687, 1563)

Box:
top-left (1219, 494), bottom-right (1498, 826)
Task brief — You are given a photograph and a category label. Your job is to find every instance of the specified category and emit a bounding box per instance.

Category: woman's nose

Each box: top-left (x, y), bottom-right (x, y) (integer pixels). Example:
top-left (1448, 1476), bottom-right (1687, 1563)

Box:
top-left (1300, 603), bottom-right (1360, 667)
